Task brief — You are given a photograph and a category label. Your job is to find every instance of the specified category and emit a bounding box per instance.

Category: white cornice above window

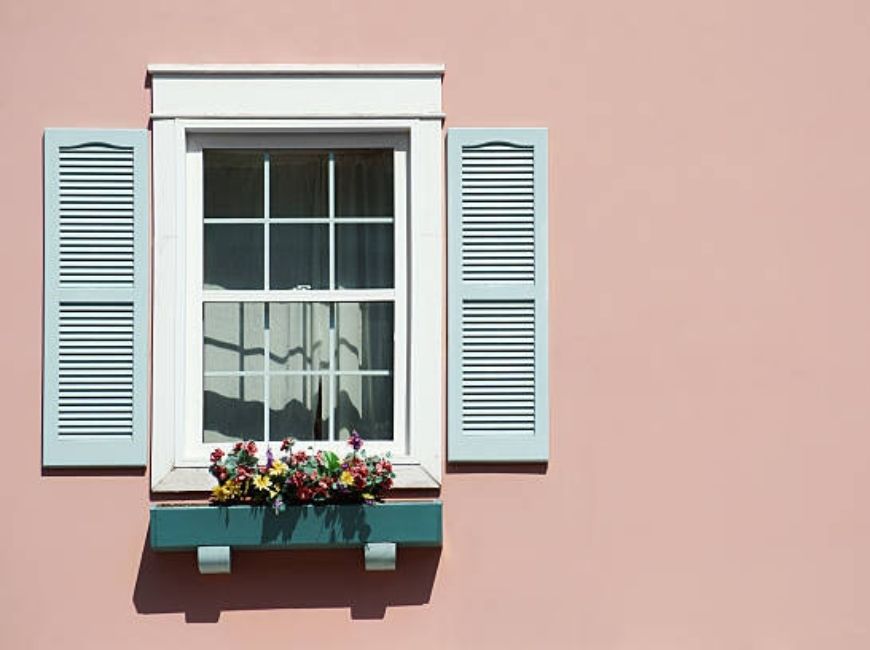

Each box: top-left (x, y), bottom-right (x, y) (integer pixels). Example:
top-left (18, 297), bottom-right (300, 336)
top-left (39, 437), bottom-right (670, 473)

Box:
top-left (147, 63), bottom-right (445, 74)
top-left (148, 64), bottom-right (445, 120)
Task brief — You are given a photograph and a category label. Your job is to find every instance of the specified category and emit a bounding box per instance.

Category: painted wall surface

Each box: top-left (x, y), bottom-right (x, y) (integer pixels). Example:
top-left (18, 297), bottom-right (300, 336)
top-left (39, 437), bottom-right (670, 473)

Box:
top-left (3, 0), bottom-right (870, 647)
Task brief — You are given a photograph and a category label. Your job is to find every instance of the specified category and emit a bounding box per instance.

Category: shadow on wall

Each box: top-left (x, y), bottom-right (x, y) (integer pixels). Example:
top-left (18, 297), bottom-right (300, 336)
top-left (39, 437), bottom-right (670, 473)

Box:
top-left (132, 533), bottom-right (441, 622)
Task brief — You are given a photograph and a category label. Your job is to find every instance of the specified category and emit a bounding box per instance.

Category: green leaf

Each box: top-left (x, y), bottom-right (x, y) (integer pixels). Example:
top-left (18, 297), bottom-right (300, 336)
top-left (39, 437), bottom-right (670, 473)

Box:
top-left (322, 451), bottom-right (341, 473)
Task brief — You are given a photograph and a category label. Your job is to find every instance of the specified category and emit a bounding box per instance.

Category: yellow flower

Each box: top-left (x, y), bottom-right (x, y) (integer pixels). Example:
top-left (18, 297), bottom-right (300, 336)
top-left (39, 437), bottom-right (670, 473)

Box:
top-left (221, 482), bottom-right (240, 499)
top-left (269, 460), bottom-right (289, 477)
top-left (211, 485), bottom-right (226, 502)
top-left (253, 474), bottom-right (272, 491)
top-left (339, 470), bottom-right (354, 487)
top-left (362, 493), bottom-right (374, 501)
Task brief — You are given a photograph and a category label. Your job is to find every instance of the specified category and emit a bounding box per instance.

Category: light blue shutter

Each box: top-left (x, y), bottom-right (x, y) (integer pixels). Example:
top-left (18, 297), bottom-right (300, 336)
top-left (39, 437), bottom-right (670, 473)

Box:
top-left (43, 129), bottom-right (149, 467)
top-left (447, 128), bottom-right (549, 462)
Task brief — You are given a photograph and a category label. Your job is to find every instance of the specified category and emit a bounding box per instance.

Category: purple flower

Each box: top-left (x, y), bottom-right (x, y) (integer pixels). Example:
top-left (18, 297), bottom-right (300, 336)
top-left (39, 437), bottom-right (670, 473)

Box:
top-left (266, 447), bottom-right (274, 469)
top-left (348, 430), bottom-right (363, 452)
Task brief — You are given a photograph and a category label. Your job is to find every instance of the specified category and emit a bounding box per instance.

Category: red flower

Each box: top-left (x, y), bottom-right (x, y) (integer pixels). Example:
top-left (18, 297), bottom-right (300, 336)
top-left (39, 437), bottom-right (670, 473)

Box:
top-left (296, 487), bottom-right (313, 502)
top-left (233, 442), bottom-right (244, 453)
top-left (376, 460), bottom-right (392, 474)
top-left (280, 437), bottom-right (295, 451)
top-left (210, 448), bottom-right (225, 463)
top-left (245, 441), bottom-right (258, 455)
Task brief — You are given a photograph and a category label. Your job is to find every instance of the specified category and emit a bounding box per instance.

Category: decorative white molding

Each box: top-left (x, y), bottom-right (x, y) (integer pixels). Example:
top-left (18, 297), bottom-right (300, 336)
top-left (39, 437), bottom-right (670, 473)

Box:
top-left (148, 65), bottom-right (444, 120)
top-left (151, 113), bottom-right (446, 121)
top-left (148, 63), bottom-right (445, 75)
top-left (150, 70), bottom-right (444, 492)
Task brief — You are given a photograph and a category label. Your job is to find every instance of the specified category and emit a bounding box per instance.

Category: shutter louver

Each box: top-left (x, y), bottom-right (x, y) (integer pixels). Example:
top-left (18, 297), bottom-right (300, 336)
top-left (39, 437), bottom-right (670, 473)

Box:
top-left (448, 128), bottom-right (549, 462)
top-left (461, 301), bottom-right (536, 434)
top-left (58, 143), bottom-right (136, 285)
top-left (461, 143), bottom-right (536, 283)
top-left (43, 129), bottom-right (149, 467)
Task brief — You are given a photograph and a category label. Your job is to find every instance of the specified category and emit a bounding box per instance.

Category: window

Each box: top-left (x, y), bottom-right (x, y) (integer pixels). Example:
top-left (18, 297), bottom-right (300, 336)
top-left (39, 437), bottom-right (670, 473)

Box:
top-left (190, 136), bottom-right (407, 460)
top-left (149, 65), bottom-right (444, 491)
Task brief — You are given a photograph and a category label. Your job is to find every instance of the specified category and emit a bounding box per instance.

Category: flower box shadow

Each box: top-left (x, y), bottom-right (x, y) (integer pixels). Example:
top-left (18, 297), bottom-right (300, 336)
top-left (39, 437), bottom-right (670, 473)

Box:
top-left (135, 501), bottom-right (442, 622)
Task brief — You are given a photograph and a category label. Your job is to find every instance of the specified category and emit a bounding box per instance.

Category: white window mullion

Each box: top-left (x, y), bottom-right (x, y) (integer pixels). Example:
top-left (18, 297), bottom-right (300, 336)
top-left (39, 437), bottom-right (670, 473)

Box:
top-left (327, 151), bottom-right (336, 442)
top-left (202, 289), bottom-right (396, 303)
top-left (263, 152), bottom-right (271, 441)
top-left (203, 217), bottom-right (393, 224)
top-left (205, 369), bottom-right (392, 377)
top-left (263, 304), bottom-right (271, 441)
top-left (264, 151), bottom-right (271, 291)
top-left (329, 305), bottom-right (337, 442)
top-left (328, 151), bottom-right (335, 292)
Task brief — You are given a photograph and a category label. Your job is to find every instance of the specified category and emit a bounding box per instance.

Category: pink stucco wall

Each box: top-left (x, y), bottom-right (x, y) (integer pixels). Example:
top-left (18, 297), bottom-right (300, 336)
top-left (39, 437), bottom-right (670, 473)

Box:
top-left (4, 0), bottom-right (870, 647)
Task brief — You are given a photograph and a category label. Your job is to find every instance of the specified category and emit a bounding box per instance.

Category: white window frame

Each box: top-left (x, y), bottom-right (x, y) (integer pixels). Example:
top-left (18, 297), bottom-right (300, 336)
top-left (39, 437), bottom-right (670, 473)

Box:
top-left (149, 65), bottom-right (445, 491)
top-left (187, 132), bottom-right (407, 461)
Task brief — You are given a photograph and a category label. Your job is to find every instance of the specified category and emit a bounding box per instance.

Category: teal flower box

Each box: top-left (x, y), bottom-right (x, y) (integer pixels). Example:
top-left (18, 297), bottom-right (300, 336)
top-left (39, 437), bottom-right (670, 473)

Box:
top-left (149, 501), bottom-right (442, 573)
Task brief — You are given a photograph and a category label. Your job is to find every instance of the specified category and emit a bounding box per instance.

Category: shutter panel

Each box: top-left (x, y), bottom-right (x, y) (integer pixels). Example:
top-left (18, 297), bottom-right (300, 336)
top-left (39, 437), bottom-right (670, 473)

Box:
top-left (447, 128), bottom-right (549, 462)
top-left (43, 129), bottom-right (149, 467)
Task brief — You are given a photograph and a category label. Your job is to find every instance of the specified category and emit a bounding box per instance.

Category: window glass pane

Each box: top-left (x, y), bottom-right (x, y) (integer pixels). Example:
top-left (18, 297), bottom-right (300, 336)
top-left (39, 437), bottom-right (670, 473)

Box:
top-left (270, 374), bottom-right (330, 441)
top-left (270, 224), bottom-right (328, 289)
top-left (204, 375), bottom-right (264, 442)
top-left (269, 302), bottom-right (330, 372)
top-left (204, 150), bottom-right (263, 218)
top-left (270, 151), bottom-right (328, 218)
top-left (204, 224), bottom-right (263, 289)
top-left (204, 303), bottom-right (265, 372)
top-left (335, 224), bottom-right (394, 288)
top-left (336, 375), bottom-right (393, 441)
top-left (335, 149), bottom-right (393, 218)
top-left (336, 302), bottom-right (393, 371)
top-left (335, 149), bottom-right (393, 217)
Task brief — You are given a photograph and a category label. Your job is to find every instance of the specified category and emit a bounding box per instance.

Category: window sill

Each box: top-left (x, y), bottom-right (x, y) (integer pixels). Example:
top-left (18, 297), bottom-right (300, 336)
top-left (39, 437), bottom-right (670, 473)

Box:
top-left (152, 463), bottom-right (440, 493)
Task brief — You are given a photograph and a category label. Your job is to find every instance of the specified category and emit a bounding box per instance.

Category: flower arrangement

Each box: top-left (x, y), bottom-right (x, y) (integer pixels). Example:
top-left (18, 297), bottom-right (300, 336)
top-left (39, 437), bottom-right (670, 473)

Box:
top-left (208, 431), bottom-right (395, 513)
